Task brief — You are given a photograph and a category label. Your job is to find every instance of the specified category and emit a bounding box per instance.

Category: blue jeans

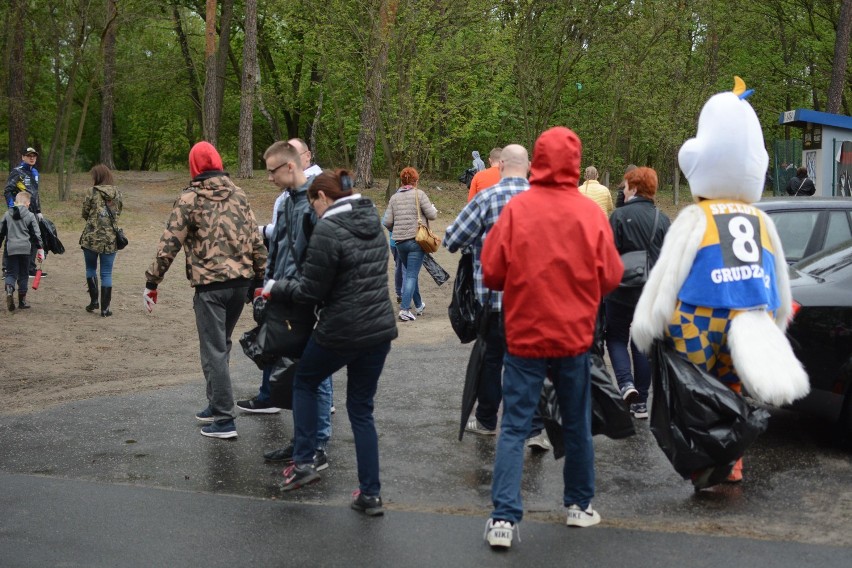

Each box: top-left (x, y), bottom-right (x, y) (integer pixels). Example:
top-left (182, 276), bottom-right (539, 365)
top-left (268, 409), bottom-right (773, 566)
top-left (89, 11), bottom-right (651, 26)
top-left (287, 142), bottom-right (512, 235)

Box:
top-left (83, 248), bottom-right (117, 286)
top-left (292, 338), bottom-right (391, 496)
top-left (491, 352), bottom-right (594, 524)
top-left (258, 367), bottom-right (333, 449)
top-left (396, 239), bottom-right (423, 311)
top-left (605, 299), bottom-right (650, 403)
top-left (476, 312), bottom-right (544, 435)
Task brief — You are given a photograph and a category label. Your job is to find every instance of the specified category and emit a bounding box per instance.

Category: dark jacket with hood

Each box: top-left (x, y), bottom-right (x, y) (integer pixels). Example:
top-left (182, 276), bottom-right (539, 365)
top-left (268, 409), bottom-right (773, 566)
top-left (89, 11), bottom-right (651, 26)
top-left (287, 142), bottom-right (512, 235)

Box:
top-left (606, 196), bottom-right (671, 306)
top-left (145, 141), bottom-right (266, 290)
top-left (80, 184), bottom-right (123, 253)
top-left (481, 127), bottom-right (623, 358)
top-left (274, 196), bottom-right (398, 349)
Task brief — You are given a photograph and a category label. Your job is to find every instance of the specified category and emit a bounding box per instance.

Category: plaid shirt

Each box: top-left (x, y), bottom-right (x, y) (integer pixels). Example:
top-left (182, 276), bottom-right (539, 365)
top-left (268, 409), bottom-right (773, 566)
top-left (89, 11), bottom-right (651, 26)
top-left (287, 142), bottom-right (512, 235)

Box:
top-left (443, 177), bottom-right (529, 312)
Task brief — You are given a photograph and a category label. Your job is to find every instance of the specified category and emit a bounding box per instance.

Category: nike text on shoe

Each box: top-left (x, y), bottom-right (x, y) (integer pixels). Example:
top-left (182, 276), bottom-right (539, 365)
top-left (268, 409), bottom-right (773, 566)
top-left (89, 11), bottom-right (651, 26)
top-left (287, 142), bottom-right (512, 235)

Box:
top-left (484, 519), bottom-right (514, 549)
top-left (565, 504), bottom-right (601, 528)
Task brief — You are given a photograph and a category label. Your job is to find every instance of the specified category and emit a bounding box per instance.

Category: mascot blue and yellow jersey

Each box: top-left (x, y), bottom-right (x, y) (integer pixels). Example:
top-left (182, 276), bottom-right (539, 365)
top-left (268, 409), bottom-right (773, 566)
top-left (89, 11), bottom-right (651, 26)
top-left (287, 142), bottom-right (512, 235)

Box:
top-left (679, 200), bottom-right (780, 311)
top-left (668, 200), bottom-right (781, 386)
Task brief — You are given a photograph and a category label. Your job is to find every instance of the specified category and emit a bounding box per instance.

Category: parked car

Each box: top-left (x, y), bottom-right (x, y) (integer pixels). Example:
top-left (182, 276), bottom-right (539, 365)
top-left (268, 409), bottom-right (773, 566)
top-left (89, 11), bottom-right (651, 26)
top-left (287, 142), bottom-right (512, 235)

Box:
top-left (756, 197), bottom-right (852, 264)
top-left (786, 240), bottom-right (852, 438)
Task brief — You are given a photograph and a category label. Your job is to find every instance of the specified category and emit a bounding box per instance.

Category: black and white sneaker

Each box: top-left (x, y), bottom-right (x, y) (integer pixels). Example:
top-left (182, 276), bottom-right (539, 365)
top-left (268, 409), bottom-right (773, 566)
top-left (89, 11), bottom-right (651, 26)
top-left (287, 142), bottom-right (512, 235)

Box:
top-left (630, 402), bottom-right (649, 419)
top-left (398, 309), bottom-right (416, 321)
top-left (236, 397), bottom-right (281, 414)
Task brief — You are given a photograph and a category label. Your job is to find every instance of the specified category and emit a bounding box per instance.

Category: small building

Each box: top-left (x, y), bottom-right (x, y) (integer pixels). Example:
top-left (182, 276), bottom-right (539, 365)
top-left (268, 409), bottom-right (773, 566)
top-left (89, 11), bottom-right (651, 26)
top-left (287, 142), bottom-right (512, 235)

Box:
top-left (777, 109), bottom-right (852, 197)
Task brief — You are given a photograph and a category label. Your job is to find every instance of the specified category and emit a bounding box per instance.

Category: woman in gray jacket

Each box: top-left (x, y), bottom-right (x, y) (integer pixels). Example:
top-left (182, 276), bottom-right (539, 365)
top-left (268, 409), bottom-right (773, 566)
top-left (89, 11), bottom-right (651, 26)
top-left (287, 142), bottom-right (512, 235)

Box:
top-left (382, 167), bottom-right (438, 321)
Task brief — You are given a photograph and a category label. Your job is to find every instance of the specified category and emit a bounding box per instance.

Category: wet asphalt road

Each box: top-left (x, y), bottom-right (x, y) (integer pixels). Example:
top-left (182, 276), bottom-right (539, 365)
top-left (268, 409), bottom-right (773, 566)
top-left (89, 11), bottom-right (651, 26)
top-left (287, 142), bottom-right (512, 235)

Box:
top-left (1, 334), bottom-right (851, 565)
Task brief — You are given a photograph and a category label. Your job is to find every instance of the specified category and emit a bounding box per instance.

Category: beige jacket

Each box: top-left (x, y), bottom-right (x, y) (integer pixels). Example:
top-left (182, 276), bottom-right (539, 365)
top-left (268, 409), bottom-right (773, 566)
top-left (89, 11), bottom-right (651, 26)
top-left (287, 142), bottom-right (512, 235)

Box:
top-left (383, 186), bottom-right (438, 241)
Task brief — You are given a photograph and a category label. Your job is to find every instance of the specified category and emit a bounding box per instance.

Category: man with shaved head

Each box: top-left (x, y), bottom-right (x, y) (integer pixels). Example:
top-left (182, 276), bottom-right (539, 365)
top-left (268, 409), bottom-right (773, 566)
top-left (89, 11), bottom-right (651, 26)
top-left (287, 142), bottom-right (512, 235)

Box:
top-left (444, 144), bottom-right (550, 451)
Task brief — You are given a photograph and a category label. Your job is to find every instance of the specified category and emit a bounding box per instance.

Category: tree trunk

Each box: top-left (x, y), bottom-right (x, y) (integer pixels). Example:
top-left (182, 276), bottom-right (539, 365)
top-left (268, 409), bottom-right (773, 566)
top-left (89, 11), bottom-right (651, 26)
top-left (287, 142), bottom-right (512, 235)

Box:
top-left (202, 0), bottom-right (218, 144)
top-left (353, 0), bottom-right (399, 188)
top-left (99, 0), bottom-right (117, 168)
top-left (64, 83), bottom-right (93, 200)
top-left (237, 0), bottom-right (257, 178)
top-left (6, 0), bottom-right (27, 168)
top-left (172, 4), bottom-right (204, 137)
top-left (214, 0), bottom-right (234, 139)
top-left (827, 0), bottom-right (852, 114)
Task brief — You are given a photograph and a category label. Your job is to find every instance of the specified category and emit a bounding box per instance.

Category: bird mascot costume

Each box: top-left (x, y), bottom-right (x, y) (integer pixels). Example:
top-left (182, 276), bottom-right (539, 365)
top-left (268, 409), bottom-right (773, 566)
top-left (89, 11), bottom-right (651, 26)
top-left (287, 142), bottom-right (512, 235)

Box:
top-left (631, 78), bottom-right (810, 487)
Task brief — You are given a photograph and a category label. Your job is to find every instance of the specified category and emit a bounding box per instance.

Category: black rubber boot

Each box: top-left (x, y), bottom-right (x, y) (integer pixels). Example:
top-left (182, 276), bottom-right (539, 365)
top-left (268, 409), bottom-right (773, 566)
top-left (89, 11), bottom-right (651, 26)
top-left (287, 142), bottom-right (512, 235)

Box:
top-left (86, 277), bottom-right (99, 312)
top-left (100, 286), bottom-right (112, 317)
top-left (18, 291), bottom-right (30, 309)
top-left (5, 284), bottom-right (15, 312)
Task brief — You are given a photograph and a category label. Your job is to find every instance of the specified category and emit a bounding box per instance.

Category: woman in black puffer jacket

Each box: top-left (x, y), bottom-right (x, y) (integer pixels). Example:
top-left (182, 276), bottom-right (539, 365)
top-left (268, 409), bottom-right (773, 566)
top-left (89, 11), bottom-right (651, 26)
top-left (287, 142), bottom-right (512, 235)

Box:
top-left (268, 169), bottom-right (397, 515)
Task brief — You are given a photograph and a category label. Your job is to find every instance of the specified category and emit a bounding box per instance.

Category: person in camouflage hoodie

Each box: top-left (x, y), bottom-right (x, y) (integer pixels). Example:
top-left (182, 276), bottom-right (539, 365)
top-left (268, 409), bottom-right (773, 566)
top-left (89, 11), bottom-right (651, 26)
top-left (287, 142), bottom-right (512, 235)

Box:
top-left (144, 141), bottom-right (267, 439)
top-left (80, 164), bottom-right (123, 317)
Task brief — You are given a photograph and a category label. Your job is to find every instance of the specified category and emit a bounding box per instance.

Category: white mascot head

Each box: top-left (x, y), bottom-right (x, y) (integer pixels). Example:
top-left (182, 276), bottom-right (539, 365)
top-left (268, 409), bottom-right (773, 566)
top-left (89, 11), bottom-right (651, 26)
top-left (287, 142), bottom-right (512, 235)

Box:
top-left (678, 77), bottom-right (769, 204)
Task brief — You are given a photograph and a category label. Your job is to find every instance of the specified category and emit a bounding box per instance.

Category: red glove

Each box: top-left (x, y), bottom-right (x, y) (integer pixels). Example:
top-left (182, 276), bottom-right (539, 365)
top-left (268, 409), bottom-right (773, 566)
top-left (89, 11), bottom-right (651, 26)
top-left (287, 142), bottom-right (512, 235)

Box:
top-left (143, 288), bottom-right (158, 313)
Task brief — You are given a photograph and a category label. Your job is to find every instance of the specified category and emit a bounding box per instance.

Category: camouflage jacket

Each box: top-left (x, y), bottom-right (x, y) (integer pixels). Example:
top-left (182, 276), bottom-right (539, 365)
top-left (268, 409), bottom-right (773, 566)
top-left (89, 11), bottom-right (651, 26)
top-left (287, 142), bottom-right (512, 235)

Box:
top-left (145, 174), bottom-right (267, 288)
top-left (79, 185), bottom-right (123, 253)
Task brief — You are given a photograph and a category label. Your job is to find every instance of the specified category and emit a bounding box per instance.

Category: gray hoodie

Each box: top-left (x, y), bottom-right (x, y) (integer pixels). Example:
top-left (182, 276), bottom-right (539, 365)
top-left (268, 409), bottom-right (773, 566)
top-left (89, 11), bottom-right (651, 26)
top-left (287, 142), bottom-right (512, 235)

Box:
top-left (0, 204), bottom-right (42, 256)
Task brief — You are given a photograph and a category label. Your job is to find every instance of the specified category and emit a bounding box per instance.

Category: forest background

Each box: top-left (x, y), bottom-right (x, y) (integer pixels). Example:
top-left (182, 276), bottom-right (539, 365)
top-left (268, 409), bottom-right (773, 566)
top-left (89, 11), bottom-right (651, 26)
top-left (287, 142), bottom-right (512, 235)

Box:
top-left (3, 0), bottom-right (852, 201)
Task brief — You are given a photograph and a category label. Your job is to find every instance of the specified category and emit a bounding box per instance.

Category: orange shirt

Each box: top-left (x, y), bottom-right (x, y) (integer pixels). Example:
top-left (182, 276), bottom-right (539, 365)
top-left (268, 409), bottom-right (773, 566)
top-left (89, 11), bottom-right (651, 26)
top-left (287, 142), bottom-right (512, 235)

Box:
top-left (467, 166), bottom-right (501, 202)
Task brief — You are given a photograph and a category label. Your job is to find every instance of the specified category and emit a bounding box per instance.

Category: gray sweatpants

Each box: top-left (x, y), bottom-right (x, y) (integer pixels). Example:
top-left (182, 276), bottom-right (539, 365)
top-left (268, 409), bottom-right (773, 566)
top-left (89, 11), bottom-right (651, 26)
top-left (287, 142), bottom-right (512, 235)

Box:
top-left (193, 285), bottom-right (248, 422)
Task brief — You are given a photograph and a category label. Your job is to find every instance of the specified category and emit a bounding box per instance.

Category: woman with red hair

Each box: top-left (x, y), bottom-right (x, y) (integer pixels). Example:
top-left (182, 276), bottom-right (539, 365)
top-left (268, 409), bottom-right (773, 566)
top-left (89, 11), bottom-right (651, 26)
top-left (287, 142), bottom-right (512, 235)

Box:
top-left (605, 167), bottom-right (671, 418)
top-left (382, 167), bottom-right (438, 321)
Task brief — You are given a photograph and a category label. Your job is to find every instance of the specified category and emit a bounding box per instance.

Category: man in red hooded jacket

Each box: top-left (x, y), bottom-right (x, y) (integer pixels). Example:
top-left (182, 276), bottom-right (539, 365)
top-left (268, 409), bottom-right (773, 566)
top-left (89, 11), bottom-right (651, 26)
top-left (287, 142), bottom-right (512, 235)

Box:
top-left (480, 127), bottom-right (623, 549)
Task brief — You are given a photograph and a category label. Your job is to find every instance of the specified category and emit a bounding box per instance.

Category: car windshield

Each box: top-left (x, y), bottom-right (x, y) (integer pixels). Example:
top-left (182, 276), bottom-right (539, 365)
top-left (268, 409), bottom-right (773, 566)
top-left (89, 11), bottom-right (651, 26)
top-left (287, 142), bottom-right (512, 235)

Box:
top-left (793, 239), bottom-right (852, 279)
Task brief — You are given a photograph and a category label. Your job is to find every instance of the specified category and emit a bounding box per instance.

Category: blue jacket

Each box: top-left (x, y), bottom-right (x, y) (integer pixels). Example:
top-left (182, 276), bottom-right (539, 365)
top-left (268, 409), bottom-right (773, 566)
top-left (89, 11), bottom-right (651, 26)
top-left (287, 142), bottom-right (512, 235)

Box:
top-left (4, 163), bottom-right (40, 213)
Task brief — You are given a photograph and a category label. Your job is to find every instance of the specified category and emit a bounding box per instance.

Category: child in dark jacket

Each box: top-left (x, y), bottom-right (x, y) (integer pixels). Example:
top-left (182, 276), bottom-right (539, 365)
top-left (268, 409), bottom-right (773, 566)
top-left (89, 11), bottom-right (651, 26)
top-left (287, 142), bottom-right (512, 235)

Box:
top-left (1, 192), bottom-right (44, 311)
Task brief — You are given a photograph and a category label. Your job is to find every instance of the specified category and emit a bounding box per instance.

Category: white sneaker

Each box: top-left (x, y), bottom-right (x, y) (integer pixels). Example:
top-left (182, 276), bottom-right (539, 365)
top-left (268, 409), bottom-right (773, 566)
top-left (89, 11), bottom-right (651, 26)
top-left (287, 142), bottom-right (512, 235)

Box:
top-left (484, 519), bottom-right (514, 549)
top-left (565, 504), bottom-right (601, 527)
top-left (465, 417), bottom-right (496, 436)
top-left (398, 310), bottom-right (416, 321)
top-left (414, 302), bottom-right (426, 316)
top-left (526, 432), bottom-right (553, 452)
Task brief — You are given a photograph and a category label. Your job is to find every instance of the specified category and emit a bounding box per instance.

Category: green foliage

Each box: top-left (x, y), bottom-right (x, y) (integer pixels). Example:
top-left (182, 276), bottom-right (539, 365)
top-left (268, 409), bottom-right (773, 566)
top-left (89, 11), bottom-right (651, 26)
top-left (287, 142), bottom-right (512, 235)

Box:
top-left (5, 0), bottom-right (852, 184)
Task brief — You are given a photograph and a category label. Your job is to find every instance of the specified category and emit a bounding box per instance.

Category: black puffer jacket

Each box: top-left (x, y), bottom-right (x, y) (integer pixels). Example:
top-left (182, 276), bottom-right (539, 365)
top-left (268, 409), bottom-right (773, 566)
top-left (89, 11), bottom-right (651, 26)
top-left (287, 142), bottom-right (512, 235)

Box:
top-left (275, 196), bottom-right (398, 349)
top-left (607, 196), bottom-right (671, 306)
top-left (786, 175), bottom-right (816, 196)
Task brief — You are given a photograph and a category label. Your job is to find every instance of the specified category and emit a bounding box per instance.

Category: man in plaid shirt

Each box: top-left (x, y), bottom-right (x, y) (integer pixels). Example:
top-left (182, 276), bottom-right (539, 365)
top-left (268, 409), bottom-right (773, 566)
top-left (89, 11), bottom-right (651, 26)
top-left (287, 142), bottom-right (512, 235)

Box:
top-left (444, 145), bottom-right (550, 450)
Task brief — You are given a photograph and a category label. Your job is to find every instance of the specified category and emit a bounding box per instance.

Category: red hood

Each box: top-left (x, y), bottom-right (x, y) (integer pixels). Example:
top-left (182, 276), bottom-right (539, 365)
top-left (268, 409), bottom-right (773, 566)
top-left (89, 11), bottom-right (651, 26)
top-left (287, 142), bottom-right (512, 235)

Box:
top-left (189, 141), bottom-right (224, 179)
top-left (528, 126), bottom-right (582, 191)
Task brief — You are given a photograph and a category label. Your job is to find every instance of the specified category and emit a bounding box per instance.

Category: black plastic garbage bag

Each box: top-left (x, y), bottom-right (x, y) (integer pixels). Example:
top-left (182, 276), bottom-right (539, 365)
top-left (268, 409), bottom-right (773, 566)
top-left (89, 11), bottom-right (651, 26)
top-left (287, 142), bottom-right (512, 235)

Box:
top-left (458, 167), bottom-right (477, 189)
top-left (650, 341), bottom-right (770, 479)
top-left (38, 217), bottom-right (65, 254)
top-left (539, 353), bottom-right (636, 459)
top-left (423, 253), bottom-right (450, 286)
top-left (240, 326), bottom-right (274, 369)
top-left (268, 356), bottom-right (297, 410)
top-left (448, 252), bottom-right (479, 344)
